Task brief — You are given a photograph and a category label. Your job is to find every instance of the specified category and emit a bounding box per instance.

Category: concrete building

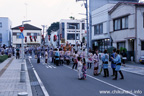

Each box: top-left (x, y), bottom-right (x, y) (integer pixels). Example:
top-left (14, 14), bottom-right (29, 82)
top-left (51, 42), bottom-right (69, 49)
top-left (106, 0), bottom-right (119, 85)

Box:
top-left (109, 2), bottom-right (144, 62)
top-left (59, 19), bottom-right (86, 45)
top-left (91, 4), bottom-right (116, 52)
top-left (89, 0), bottom-right (138, 48)
top-left (0, 17), bottom-right (12, 46)
top-left (12, 24), bottom-right (42, 47)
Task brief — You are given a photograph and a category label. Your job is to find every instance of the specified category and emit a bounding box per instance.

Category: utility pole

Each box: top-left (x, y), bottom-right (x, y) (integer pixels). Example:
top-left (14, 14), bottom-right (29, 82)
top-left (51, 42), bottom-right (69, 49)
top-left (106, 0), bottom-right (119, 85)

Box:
top-left (76, 0), bottom-right (89, 60)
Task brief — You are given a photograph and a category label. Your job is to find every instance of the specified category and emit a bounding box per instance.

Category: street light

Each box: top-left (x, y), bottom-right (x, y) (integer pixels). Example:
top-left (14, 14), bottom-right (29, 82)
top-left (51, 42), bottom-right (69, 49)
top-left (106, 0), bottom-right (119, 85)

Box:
top-left (69, 25), bottom-right (77, 50)
top-left (22, 20), bottom-right (31, 62)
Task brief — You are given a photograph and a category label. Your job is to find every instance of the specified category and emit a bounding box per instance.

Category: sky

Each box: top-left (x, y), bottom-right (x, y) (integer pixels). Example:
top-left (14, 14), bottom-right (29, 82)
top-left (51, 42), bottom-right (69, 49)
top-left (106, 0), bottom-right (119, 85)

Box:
top-left (0, 0), bottom-right (86, 29)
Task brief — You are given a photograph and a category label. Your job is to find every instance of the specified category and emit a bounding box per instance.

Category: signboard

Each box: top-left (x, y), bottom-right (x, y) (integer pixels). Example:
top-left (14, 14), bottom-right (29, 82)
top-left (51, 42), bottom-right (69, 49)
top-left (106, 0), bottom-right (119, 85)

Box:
top-left (19, 33), bottom-right (24, 39)
top-left (19, 27), bottom-right (24, 32)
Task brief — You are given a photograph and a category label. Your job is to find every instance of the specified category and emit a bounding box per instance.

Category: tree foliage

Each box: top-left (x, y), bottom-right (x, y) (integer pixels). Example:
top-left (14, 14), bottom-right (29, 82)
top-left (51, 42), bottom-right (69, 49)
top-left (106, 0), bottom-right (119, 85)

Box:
top-left (47, 22), bottom-right (59, 35)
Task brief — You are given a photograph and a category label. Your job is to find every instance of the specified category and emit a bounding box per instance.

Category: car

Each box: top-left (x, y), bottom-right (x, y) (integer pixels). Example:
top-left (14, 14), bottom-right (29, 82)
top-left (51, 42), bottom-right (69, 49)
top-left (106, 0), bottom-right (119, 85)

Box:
top-left (139, 56), bottom-right (144, 64)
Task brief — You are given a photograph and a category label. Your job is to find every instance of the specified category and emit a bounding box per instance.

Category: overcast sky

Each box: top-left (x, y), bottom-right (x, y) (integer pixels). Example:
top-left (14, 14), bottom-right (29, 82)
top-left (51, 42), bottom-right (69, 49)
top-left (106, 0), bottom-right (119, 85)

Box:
top-left (0, 0), bottom-right (85, 28)
top-left (0, 0), bottom-right (143, 29)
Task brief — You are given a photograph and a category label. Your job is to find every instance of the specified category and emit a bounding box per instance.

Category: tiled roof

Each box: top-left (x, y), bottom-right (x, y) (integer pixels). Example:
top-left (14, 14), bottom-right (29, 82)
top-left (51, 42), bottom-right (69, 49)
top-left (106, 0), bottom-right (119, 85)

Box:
top-left (12, 24), bottom-right (42, 30)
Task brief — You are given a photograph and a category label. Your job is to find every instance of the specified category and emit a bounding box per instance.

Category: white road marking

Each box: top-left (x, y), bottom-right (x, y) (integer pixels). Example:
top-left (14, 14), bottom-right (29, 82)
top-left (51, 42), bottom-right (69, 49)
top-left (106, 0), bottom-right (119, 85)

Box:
top-left (46, 66), bottom-right (49, 68)
top-left (29, 59), bottom-right (50, 96)
top-left (64, 65), bottom-right (138, 96)
top-left (52, 66), bottom-right (56, 68)
top-left (48, 66), bottom-right (52, 68)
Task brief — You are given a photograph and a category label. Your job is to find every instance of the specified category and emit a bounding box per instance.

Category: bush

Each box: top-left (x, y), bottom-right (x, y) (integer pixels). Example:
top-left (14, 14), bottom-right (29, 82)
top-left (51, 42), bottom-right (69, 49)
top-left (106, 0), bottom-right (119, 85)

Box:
top-left (0, 55), bottom-right (8, 63)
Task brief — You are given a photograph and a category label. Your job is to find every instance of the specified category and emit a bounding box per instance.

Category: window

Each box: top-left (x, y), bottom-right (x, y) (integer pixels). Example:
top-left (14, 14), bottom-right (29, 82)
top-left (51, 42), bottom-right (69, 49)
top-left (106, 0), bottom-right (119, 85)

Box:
top-left (67, 23), bottom-right (80, 29)
top-left (0, 33), bottom-right (2, 43)
top-left (82, 23), bottom-right (85, 30)
top-left (67, 33), bottom-right (79, 40)
top-left (0, 22), bottom-right (2, 28)
top-left (94, 23), bottom-right (103, 35)
top-left (13, 32), bottom-right (17, 36)
top-left (16, 33), bottom-right (21, 39)
top-left (114, 16), bottom-right (128, 31)
top-left (141, 41), bottom-right (144, 50)
top-left (27, 33), bottom-right (37, 38)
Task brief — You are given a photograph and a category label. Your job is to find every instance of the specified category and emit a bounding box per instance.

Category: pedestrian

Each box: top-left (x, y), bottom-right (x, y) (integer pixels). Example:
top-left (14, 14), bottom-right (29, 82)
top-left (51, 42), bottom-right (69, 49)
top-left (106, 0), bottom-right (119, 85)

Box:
top-left (111, 50), bottom-right (124, 80)
top-left (93, 50), bottom-right (99, 76)
top-left (59, 48), bottom-right (64, 65)
top-left (87, 52), bottom-right (93, 69)
top-left (77, 57), bottom-right (82, 80)
top-left (102, 50), bottom-right (109, 77)
top-left (65, 49), bottom-right (71, 65)
top-left (72, 51), bottom-right (78, 69)
top-left (110, 48), bottom-right (116, 76)
top-left (55, 48), bottom-right (60, 66)
top-left (45, 49), bottom-right (48, 64)
top-left (16, 47), bottom-right (20, 59)
top-left (37, 49), bottom-right (41, 64)
top-left (121, 49), bottom-right (127, 66)
top-left (81, 62), bottom-right (87, 80)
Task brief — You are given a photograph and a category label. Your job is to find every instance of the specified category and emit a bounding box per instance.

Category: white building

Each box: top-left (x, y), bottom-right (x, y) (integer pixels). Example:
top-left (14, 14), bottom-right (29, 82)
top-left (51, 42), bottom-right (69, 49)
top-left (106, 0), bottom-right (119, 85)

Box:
top-left (109, 2), bottom-right (144, 62)
top-left (59, 19), bottom-right (86, 45)
top-left (92, 4), bottom-right (116, 52)
top-left (12, 24), bottom-right (42, 47)
top-left (0, 17), bottom-right (12, 47)
top-left (89, 0), bottom-right (138, 48)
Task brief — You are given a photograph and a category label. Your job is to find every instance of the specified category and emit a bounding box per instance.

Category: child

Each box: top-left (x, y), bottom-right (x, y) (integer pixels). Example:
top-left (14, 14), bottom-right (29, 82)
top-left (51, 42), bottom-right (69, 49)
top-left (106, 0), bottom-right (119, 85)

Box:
top-left (77, 57), bottom-right (82, 80)
top-left (81, 63), bottom-right (87, 80)
top-left (93, 50), bottom-right (99, 76)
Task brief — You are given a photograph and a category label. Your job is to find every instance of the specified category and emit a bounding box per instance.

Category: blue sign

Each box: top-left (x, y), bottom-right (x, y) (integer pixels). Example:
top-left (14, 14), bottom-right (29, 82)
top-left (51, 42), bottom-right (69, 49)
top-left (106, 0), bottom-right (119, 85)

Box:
top-left (19, 33), bottom-right (24, 39)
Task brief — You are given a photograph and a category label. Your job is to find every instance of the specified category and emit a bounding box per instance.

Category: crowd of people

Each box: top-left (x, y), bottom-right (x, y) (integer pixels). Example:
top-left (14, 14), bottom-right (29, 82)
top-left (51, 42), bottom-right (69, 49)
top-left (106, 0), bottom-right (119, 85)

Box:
top-left (22, 44), bottom-right (124, 81)
top-left (0, 43), bottom-right (125, 81)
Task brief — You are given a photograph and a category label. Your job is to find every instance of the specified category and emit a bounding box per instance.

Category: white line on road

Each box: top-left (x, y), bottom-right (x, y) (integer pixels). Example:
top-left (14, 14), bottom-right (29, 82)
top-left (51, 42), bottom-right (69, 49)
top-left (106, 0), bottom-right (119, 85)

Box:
top-left (64, 65), bottom-right (138, 96)
top-left (48, 66), bottom-right (52, 68)
top-left (29, 59), bottom-right (50, 96)
top-left (46, 66), bottom-right (49, 68)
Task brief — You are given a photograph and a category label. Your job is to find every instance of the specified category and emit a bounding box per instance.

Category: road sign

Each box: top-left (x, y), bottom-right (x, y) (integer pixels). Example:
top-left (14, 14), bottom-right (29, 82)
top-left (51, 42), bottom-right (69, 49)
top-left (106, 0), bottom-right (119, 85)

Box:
top-left (19, 33), bottom-right (24, 39)
top-left (19, 27), bottom-right (24, 32)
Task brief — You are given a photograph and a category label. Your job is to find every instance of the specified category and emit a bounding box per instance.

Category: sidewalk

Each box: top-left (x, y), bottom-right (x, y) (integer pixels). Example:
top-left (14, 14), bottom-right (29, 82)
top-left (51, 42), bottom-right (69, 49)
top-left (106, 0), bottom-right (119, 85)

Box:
top-left (0, 57), bottom-right (32, 96)
top-left (98, 60), bottom-right (144, 76)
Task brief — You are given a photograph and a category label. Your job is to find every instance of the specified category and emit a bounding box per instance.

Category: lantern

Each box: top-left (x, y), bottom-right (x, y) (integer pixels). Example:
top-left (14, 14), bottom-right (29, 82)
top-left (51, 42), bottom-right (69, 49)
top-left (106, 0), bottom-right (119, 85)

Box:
top-left (48, 35), bottom-right (50, 41)
top-left (53, 35), bottom-right (57, 41)
top-left (34, 36), bottom-right (36, 42)
top-left (25, 37), bottom-right (27, 42)
top-left (29, 36), bottom-right (32, 42)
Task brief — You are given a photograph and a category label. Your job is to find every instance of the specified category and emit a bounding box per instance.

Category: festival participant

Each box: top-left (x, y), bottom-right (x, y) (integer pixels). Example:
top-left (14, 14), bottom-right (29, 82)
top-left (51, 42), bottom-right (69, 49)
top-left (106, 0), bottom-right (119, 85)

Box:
top-left (45, 49), bottom-right (48, 64)
top-left (111, 50), bottom-right (124, 80)
top-left (72, 51), bottom-right (78, 69)
top-left (77, 57), bottom-right (82, 80)
top-left (59, 48), bottom-right (64, 65)
top-left (93, 50), bottom-right (99, 76)
top-left (110, 49), bottom-right (116, 76)
top-left (102, 50), bottom-right (109, 77)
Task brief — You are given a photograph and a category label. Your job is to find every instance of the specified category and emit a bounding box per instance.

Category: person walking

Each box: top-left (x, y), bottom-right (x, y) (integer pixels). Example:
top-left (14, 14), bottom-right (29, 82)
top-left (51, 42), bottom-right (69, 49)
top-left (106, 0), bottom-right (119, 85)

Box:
top-left (37, 49), bottom-right (41, 64)
top-left (55, 48), bottom-right (60, 66)
top-left (111, 50), bottom-right (124, 80)
top-left (45, 49), bottom-right (48, 64)
top-left (72, 51), bottom-right (78, 69)
top-left (16, 47), bottom-right (20, 59)
top-left (81, 62), bottom-right (87, 80)
top-left (110, 48), bottom-right (116, 76)
top-left (93, 50), bottom-right (99, 76)
top-left (77, 57), bottom-right (82, 80)
top-left (102, 50), bottom-right (109, 77)
top-left (87, 52), bottom-right (93, 69)
top-left (121, 49), bottom-right (127, 66)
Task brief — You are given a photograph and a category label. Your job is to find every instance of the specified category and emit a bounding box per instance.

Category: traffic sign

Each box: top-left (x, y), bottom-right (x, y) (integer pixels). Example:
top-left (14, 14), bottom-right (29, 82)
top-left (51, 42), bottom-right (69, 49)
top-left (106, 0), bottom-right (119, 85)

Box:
top-left (19, 33), bottom-right (24, 39)
top-left (19, 27), bottom-right (24, 32)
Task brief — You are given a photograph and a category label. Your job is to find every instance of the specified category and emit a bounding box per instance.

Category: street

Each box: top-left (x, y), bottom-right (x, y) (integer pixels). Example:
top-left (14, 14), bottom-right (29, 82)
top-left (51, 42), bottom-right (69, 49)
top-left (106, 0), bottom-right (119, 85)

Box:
top-left (26, 55), bottom-right (144, 96)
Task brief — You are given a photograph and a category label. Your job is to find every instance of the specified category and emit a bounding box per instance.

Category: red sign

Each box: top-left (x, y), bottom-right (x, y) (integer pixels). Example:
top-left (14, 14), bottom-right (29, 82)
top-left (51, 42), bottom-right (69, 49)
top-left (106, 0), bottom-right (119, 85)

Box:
top-left (19, 27), bottom-right (24, 32)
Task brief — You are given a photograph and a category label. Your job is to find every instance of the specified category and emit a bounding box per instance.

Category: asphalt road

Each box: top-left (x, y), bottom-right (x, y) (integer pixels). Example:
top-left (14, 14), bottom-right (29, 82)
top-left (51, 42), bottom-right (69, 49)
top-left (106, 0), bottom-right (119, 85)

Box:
top-left (27, 55), bottom-right (144, 96)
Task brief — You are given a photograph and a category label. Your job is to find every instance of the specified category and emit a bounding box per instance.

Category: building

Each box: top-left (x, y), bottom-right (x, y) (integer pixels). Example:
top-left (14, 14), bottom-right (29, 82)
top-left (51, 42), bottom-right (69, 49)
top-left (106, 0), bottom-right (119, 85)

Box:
top-left (91, 4), bottom-right (116, 52)
top-left (12, 24), bottom-right (42, 47)
top-left (59, 19), bottom-right (86, 45)
top-left (109, 2), bottom-right (144, 62)
top-left (0, 17), bottom-right (12, 47)
top-left (89, 0), bottom-right (138, 48)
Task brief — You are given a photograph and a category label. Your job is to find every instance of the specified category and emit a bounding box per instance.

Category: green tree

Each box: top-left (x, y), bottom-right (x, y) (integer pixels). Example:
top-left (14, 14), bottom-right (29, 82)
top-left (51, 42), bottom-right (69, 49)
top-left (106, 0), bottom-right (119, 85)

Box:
top-left (47, 22), bottom-right (59, 35)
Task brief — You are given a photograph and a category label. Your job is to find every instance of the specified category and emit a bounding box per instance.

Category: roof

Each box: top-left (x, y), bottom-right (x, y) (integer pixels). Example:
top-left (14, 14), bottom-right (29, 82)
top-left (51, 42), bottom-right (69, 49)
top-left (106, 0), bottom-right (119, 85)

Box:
top-left (109, 2), bottom-right (144, 14)
top-left (12, 24), bottom-right (42, 30)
